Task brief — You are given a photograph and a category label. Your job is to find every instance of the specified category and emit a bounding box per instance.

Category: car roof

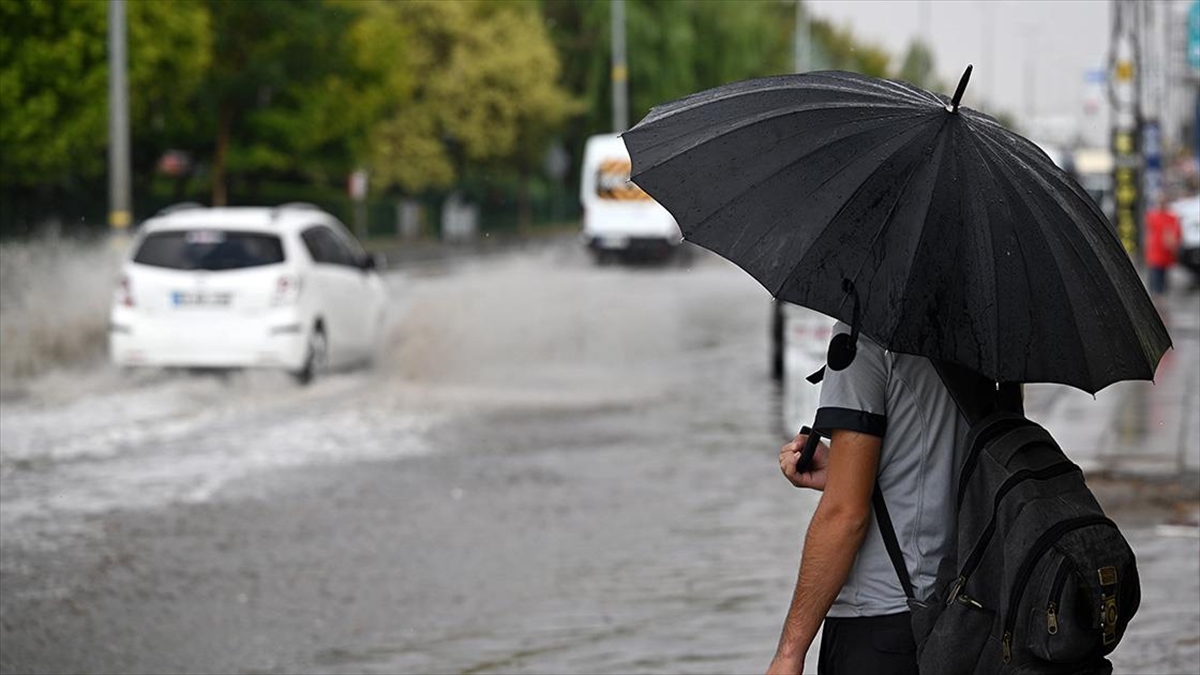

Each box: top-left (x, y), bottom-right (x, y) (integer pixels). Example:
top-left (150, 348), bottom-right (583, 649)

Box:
top-left (139, 204), bottom-right (340, 235)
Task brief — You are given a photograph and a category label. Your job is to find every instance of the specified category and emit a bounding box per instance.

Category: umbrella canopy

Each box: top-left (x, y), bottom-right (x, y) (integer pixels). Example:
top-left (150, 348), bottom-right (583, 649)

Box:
top-left (623, 68), bottom-right (1170, 394)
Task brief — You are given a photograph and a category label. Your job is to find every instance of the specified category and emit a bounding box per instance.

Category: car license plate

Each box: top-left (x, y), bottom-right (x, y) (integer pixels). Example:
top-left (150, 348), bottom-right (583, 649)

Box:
top-left (172, 291), bottom-right (232, 307)
top-left (599, 235), bottom-right (629, 249)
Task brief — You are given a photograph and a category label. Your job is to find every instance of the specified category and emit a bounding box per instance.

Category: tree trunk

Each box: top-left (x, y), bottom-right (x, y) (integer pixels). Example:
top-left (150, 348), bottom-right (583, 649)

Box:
top-left (211, 102), bottom-right (233, 206)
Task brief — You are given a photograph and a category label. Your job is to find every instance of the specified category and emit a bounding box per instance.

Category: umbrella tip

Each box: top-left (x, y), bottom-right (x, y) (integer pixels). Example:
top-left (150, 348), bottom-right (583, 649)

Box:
top-left (949, 64), bottom-right (973, 112)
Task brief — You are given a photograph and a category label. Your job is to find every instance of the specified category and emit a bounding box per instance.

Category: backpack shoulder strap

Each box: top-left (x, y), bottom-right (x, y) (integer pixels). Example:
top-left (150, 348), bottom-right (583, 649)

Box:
top-left (873, 484), bottom-right (915, 599)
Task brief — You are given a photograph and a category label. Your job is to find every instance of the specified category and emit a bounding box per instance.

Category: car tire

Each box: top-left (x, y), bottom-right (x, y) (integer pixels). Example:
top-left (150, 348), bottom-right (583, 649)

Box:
top-left (293, 324), bottom-right (328, 385)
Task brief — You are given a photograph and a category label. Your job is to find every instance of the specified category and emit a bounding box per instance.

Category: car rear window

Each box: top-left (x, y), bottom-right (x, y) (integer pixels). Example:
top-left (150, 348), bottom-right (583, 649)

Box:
top-left (133, 230), bottom-right (285, 270)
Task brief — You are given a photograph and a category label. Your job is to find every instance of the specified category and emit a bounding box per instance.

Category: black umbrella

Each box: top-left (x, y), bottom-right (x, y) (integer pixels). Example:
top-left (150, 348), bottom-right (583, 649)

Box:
top-left (623, 67), bottom-right (1170, 396)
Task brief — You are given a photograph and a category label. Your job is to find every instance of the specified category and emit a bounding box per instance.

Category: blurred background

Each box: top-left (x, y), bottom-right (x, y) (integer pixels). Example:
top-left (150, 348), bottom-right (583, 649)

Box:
top-left (1, 1), bottom-right (1197, 674)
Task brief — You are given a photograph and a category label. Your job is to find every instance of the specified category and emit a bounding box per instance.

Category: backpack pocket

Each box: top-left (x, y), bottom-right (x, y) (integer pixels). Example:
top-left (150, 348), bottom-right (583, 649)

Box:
top-left (1025, 551), bottom-right (1102, 663)
top-left (917, 593), bottom-right (996, 675)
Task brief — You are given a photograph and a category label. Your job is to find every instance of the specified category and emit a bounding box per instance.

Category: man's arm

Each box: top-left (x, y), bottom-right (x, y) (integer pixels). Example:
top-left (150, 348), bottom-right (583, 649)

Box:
top-left (767, 429), bottom-right (882, 675)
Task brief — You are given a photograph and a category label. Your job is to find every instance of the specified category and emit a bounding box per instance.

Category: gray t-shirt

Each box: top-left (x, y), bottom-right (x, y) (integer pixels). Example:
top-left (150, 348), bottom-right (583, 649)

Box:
top-left (814, 322), bottom-right (970, 618)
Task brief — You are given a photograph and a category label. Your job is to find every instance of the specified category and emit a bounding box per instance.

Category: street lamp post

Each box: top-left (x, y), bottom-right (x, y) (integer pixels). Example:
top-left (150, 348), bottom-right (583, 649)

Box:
top-left (108, 0), bottom-right (131, 232)
top-left (611, 0), bottom-right (628, 133)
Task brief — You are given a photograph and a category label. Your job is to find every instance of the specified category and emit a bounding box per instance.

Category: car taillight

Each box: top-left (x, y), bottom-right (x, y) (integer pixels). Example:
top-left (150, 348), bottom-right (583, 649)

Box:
top-left (272, 274), bottom-right (302, 306)
top-left (117, 275), bottom-right (135, 307)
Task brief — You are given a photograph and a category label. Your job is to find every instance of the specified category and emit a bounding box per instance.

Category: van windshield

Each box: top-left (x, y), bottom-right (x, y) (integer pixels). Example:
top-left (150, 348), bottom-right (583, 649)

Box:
top-left (133, 230), bottom-right (285, 270)
top-left (594, 158), bottom-right (652, 201)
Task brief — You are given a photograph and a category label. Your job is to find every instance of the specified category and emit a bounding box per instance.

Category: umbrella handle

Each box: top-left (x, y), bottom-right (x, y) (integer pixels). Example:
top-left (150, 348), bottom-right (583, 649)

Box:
top-left (796, 425), bottom-right (824, 474)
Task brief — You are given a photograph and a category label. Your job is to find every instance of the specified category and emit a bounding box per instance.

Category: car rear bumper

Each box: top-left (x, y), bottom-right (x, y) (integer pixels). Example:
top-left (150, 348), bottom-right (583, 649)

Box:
top-left (109, 308), bottom-right (308, 370)
top-left (584, 234), bottom-right (681, 254)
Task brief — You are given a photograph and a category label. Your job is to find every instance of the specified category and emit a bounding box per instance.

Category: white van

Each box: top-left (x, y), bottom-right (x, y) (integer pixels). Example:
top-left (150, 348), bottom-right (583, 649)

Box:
top-left (579, 133), bottom-right (682, 263)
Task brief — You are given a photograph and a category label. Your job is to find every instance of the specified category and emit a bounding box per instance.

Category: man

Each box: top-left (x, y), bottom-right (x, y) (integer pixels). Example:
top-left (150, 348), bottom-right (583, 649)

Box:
top-left (766, 322), bottom-right (972, 675)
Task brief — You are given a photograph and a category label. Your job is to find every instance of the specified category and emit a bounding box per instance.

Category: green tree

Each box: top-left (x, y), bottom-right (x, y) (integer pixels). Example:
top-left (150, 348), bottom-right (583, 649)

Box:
top-left (127, 0), bottom-right (212, 199)
top-left (896, 39), bottom-right (942, 91)
top-left (201, 0), bottom-right (375, 204)
top-left (1, 0), bottom-right (109, 185)
top-left (626, 0), bottom-right (793, 121)
top-left (541, 0), bottom-right (793, 192)
top-left (808, 17), bottom-right (891, 77)
top-left (1, 0), bottom-right (211, 233)
top-left (370, 0), bottom-right (579, 218)
top-left (0, 0), bottom-right (211, 187)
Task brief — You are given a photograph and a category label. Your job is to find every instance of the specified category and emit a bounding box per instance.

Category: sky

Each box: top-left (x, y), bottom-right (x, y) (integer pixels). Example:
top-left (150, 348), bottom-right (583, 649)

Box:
top-left (806, 0), bottom-right (1113, 142)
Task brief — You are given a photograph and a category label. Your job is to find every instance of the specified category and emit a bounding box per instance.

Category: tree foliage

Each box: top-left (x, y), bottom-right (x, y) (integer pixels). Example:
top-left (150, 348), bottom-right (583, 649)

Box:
top-left (543, 0), bottom-right (794, 191)
top-left (808, 17), bottom-right (891, 78)
top-left (897, 39), bottom-right (942, 91)
top-left (0, 0), bottom-right (210, 187)
top-left (625, 0), bottom-right (794, 122)
top-left (1, 0), bottom-right (107, 184)
top-left (200, 0), bottom-right (375, 203)
top-left (3, 0), bottom-right (975, 233)
top-left (368, 0), bottom-right (579, 195)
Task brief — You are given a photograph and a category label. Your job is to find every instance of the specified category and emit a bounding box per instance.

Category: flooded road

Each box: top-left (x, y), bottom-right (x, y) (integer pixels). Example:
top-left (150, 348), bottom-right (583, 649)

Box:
top-left (1, 243), bottom-right (818, 673)
top-left (1, 241), bottom-right (1196, 674)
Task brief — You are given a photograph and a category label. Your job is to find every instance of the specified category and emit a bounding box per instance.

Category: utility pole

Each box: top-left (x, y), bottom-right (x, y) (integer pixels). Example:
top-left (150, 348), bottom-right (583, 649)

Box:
top-left (611, 0), bottom-right (628, 133)
top-left (981, 0), bottom-right (995, 107)
top-left (108, 0), bottom-right (131, 232)
top-left (1110, 0), bottom-right (1141, 258)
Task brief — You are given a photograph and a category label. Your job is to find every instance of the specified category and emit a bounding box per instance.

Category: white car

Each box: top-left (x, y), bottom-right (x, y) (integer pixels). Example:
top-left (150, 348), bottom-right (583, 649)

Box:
top-left (109, 203), bottom-right (387, 383)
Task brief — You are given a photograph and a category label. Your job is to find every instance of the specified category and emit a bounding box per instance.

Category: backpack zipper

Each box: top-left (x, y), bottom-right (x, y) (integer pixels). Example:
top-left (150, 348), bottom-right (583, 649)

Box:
top-left (1047, 558), bottom-right (1072, 635)
top-left (956, 417), bottom-right (1035, 509)
top-left (1000, 514), bottom-right (1117, 663)
top-left (947, 461), bottom-right (1081, 606)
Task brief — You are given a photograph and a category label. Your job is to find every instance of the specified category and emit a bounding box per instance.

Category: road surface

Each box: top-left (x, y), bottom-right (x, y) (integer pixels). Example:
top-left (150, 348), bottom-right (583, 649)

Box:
top-left (1, 240), bottom-right (1196, 674)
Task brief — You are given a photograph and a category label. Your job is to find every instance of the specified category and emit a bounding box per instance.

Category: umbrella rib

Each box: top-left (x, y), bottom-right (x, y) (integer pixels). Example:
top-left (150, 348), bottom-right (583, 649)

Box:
top-left (847, 116), bottom-right (951, 297)
top-left (639, 72), bottom-right (940, 125)
top-left (685, 115), bottom-right (934, 254)
top-left (875, 121), bottom-right (963, 354)
top-left (972, 126), bottom-right (1168, 384)
top-left (777, 117), bottom-right (944, 298)
top-left (969, 131), bottom-right (1097, 388)
top-left (971, 127), bottom-right (1141, 294)
top-left (630, 103), bottom-right (914, 167)
top-left (957, 129), bottom-right (1011, 380)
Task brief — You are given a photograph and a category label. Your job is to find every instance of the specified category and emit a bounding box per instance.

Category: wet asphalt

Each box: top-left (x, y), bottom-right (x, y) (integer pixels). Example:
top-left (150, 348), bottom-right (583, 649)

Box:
top-left (0, 240), bottom-right (1197, 674)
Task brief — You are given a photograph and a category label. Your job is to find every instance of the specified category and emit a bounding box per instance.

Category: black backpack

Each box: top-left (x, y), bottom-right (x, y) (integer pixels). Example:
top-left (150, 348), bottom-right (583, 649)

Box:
top-left (872, 363), bottom-right (1141, 674)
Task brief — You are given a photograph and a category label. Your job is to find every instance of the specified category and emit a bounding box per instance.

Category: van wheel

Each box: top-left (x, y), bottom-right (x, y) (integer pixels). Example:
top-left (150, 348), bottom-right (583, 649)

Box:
top-left (293, 325), bottom-right (328, 385)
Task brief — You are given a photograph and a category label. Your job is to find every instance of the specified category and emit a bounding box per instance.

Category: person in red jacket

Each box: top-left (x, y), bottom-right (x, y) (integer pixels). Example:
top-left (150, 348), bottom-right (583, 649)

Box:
top-left (1144, 195), bottom-right (1182, 296)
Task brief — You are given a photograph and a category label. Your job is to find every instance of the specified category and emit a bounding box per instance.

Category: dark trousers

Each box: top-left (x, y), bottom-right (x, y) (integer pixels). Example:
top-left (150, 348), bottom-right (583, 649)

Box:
top-left (818, 611), bottom-right (918, 675)
top-left (1148, 266), bottom-right (1168, 295)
